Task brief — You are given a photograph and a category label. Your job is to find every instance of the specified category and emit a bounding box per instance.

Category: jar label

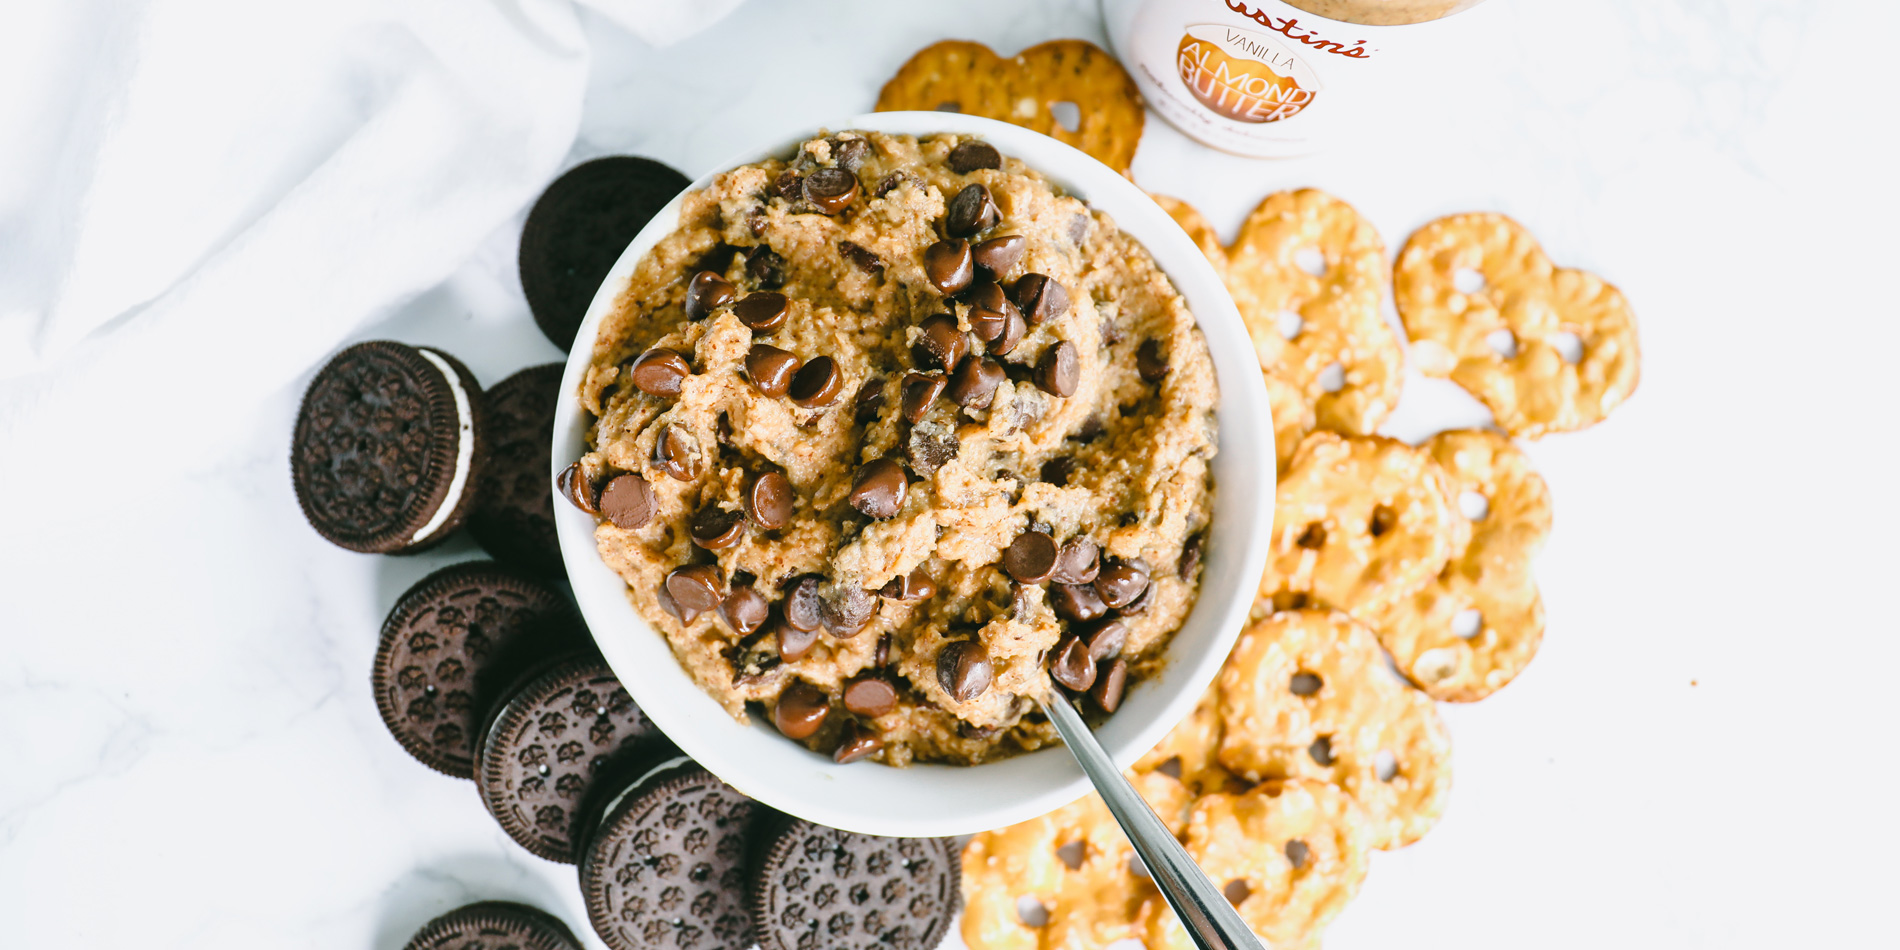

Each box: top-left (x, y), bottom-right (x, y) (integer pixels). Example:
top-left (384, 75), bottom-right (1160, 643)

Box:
top-left (1175, 23), bottom-right (1324, 124)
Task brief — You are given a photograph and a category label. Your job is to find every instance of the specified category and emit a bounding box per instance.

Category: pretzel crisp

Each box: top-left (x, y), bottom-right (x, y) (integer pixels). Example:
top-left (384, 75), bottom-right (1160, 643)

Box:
top-left (1217, 609), bottom-right (1452, 850)
top-left (1259, 432), bottom-right (1465, 620)
top-left (1152, 194), bottom-right (1226, 280)
top-left (1139, 779), bottom-right (1372, 950)
top-left (961, 774), bottom-right (1191, 950)
top-left (1369, 429), bottom-right (1551, 701)
top-left (1394, 213), bottom-right (1640, 438)
top-left (1226, 190), bottom-right (1400, 436)
top-left (876, 40), bottom-right (1144, 175)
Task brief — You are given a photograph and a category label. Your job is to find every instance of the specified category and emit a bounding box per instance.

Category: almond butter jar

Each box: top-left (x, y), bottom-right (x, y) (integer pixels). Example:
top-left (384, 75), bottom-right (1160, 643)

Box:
top-left (1102, 0), bottom-right (1488, 158)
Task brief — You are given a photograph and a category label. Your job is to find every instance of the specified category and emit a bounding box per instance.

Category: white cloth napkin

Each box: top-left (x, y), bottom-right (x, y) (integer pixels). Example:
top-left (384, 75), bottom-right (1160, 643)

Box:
top-left (0, 0), bottom-right (735, 476)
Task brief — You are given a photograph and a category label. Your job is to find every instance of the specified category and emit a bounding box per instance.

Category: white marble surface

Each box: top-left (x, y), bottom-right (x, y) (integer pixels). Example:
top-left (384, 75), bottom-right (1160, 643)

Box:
top-left (3, 0), bottom-right (1897, 947)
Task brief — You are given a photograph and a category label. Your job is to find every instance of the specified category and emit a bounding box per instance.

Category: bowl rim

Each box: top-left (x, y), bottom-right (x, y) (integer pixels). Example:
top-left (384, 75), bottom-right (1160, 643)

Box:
top-left (551, 111), bottom-right (1272, 838)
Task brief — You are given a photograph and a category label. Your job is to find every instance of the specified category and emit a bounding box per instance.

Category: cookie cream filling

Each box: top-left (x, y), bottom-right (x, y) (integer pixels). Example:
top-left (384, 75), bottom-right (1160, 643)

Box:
top-left (590, 754), bottom-right (693, 835)
top-left (412, 348), bottom-right (476, 544)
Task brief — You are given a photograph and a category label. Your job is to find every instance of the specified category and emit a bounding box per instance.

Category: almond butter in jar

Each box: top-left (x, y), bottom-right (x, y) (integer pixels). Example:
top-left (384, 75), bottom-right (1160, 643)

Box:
top-left (1102, 0), bottom-right (1490, 157)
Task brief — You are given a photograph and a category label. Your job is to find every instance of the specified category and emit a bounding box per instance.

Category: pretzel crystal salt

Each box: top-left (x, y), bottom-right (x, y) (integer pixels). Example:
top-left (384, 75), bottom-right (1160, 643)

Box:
top-left (1216, 609), bottom-right (1452, 849)
top-left (1394, 212), bottom-right (1640, 438)
top-left (1369, 428), bottom-right (1552, 701)
top-left (876, 40), bottom-right (1145, 175)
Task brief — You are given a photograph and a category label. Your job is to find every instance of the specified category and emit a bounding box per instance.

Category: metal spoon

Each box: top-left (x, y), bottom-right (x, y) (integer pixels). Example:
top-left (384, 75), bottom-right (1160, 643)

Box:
top-left (1039, 689), bottom-right (1263, 950)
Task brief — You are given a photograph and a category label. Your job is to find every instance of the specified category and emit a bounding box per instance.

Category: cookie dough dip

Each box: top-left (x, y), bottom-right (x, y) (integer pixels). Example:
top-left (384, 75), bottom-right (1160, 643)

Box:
top-left (563, 131), bottom-right (1218, 767)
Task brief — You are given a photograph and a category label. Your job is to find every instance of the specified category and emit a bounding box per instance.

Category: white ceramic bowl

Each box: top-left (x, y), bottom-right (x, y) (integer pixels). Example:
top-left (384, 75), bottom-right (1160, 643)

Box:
top-left (553, 112), bottom-right (1272, 838)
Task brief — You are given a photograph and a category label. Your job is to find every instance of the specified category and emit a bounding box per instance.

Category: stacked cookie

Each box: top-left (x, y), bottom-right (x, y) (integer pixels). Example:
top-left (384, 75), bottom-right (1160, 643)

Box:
top-left (962, 192), bottom-right (1638, 948)
top-left (291, 343), bottom-right (568, 575)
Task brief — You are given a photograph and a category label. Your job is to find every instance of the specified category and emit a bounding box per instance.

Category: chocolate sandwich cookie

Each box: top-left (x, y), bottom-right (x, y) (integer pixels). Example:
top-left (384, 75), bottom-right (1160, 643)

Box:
top-left (373, 561), bottom-right (577, 778)
top-left (578, 757), bottom-right (762, 950)
top-left (468, 363), bottom-right (565, 575)
top-left (751, 818), bottom-right (961, 950)
top-left (476, 654), bottom-right (663, 862)
top-left (403, 900), bottom-right (584, 950)
top-left (292, 341), bottom-right (488, 554)
top-left (520, 156), bottom-right (690, 350)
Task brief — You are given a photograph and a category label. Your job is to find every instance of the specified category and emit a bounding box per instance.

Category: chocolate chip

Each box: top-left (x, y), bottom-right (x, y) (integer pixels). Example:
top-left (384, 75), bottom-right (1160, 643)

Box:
top-left (745, 470), bottom-right (794, 529)
top-left (914, 313), bottom-right (967, 372)
top-left (853, 378), bottom-right (886, 424)
top-left (734, 292), bottom-right (789, 334)
top-left (832, 720), bottom-right (882, 763)
top-left (716, 411), bottom-right (734, 446)
top-left (898, 372), bottom-right (946, 424)
top-left (971, 234), bottom-right (1025, 275)
top-left (961, 277), bottom-right (1009, 311)
top-left (878, 567), bottom-right (936, 603)
top-left (1156, 756), bottom-right (1184, 779)
top-left (842, 675), bottom-right (899, 717)
top-left (1040, 456), bottom-right (1075, 487)
top-left (906, 422), bottom-right (959, 476)
top-left (719, 585), bottom-right (770, 635)
top-left (831, 137), bottom-right (869, 172)
top-left (629, 347), bottom-right (691, 397)
top-left (684, 270), bottom-right (736, 320)
top-left (1296, 523), bottom-right (1327, 549)
top-left (746, 245), bottom-right (784, 287)
top-left (1011, 581), bottom-right (1033, 620)
top-left (1090, 657), bottom-right (1128, 713)
top-left (1035, 341), bottom-right (1079, 397)
top-left (923, 239), bottom-right (974, 295)
top-left (946, 140), bottom-right (1001, 173)
top-left (782, 575), bottom-right (825, 633)
top-left (1051, 582), bottom-right (1108, 623)
top-left (1050, 538), bottom-right (1100, 585)
top-left (1004, 530), bottom-right (1058, 584)
top-left (1114, 579), bottom-right (1155, 617)
top-left (874, 632), bottom-right (891, 667)
top-left (848, 458), bottom-right (908, 519)
top-left (598, 473), bottom-right (653, 528)
top-left (665, 564), bottom-right (725, 615)
top-left (873, 172), bottom-right (909, 198)
top-left (1013, 274), bottom-right (1071, 325)
top-left (1100, 316), bottom-right (1125, 346)
top-left (1083, 619), bottom-right (1128, 662)
top-left (690, 506), bottom-right (745, 550)
top-left (819, 585), bottom-right (876, 637)
top-left (788, 355), bottom-right (843, 407)
top-left (802, 168), bottom-right (858, 214)
top-left (840, 241), bottom-right (883, 274)
top-left (745, 344), bottom-right (800, 397)
top-left (945, 356), bottom-right (1005, 409)
top-left (1049, 635), bottom-right (1097, 692)
top-left (1137, 338), bottom-right (1170, 382)
top-left (1178, 531), bottom-right (1205, 581)
top-left (559, 461), bottom-right (598, 514)
top-left (956, 720), bottom-right (999, 740)
top-left (655, 425), bottom-right (702, 481)
top-left (975, 303), bottom-right (1026, 357)
top-left (945, 183), bottom-right (998, 237)
top-left (1094, 557), bottom-right (1151, 609)
top-left (1068, 212), bottom-right (1092, 246)
top-left (777, 621), bottom-right (819, 663)
top-left (936, 640), bottom-right (993, 702)
top-left (772, 170), bottom-right (802, 199)
top-left (774, 680), bottom-right (830, 739)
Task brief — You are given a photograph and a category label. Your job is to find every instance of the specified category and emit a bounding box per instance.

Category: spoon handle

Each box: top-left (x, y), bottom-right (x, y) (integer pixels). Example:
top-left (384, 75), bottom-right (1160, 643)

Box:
top-left (1040, 693), bottom-right (1262, 950)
